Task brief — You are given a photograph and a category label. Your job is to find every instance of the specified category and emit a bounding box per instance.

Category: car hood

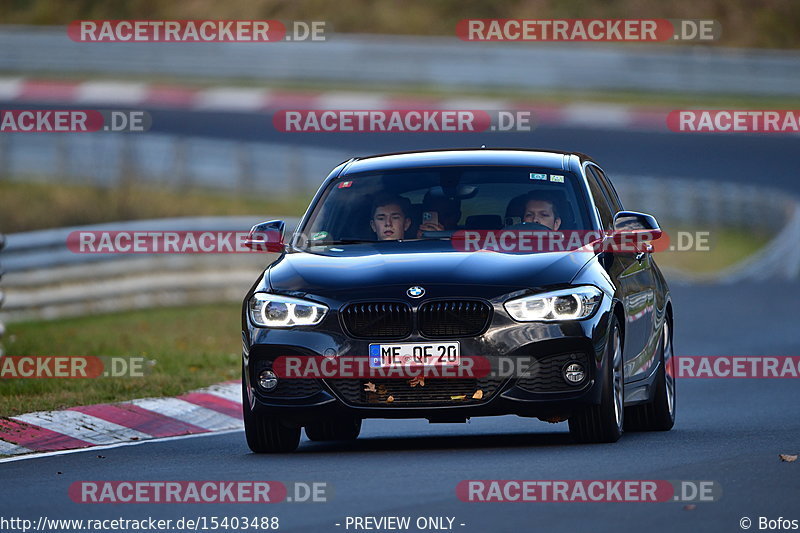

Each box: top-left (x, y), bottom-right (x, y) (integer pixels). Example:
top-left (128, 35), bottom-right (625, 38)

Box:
top-left (267, 245), bottom-right (594, 297)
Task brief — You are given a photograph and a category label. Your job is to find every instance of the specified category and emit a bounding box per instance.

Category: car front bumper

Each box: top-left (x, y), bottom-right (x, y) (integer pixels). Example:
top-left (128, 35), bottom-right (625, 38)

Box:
top-left (242, 297), bottom-right (615, 425)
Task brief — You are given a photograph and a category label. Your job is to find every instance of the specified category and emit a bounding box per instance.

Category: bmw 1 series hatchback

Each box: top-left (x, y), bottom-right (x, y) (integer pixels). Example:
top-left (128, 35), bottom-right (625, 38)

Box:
top-left (241, 149), bottom-right (676, 452)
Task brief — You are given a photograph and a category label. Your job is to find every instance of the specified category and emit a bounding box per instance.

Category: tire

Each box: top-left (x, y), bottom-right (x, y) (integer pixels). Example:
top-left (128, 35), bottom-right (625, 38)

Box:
top-left (568, 316), bottom-right (624, 443)
top-left (625, 319), bottom-right (676, 432)
top-left (305, 417), bottom-right (362, 441)
top-left (242, 367), bottom-right (301, 453)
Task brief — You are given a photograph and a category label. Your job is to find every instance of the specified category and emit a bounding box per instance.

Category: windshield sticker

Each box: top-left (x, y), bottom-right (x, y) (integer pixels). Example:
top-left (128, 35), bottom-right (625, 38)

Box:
top-left (312, 231), bottom-right (329, 240)
top-left (337, 181), bottom-right (353, 188)
top-left (550, 174), bottom-right (565, 183)
top-left (530, 173), bottom-right (548, 180)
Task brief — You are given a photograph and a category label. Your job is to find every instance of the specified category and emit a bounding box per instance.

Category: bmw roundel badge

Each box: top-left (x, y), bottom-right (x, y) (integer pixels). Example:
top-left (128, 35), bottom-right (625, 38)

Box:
top-left (407, 286), bottom-right (425, 298)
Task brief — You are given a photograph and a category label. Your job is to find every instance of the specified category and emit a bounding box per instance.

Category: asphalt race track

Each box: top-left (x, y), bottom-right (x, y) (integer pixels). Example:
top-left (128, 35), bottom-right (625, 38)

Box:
top-left (1, 106), bottom-right (798, 532)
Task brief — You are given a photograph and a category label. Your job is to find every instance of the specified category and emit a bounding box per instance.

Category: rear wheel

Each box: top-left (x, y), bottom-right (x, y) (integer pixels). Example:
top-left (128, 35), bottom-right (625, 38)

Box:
top-left (242, 367), bottom-right (301, 453)
top-left (625, 319), bottom-right (676, 431)
top-left (568, 316), bottom-right (624, 443)
top-left (305, 417), bottom-right (362, 441)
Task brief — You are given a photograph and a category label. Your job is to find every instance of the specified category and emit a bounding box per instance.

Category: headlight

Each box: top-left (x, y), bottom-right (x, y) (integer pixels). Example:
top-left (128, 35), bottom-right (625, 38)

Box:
top-left (249, 293), bottom-right (328, 327)
top-left (504, 286), bottom-right (603, 322)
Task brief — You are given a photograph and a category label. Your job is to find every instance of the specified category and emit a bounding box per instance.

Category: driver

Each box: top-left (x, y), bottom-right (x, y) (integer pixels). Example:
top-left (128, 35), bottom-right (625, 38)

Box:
top-left (370, 193), bottom-right (412, 241)
top-left (522, 192), bottom-right (562, 231)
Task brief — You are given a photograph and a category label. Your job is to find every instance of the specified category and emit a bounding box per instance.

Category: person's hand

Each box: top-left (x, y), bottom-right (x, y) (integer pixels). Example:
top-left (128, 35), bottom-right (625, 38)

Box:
top-left (417, 222), bottom-right (445, 238)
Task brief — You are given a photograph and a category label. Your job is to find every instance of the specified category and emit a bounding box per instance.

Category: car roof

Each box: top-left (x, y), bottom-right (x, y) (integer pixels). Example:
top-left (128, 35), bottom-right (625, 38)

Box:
top-left (341, 148), bottom-right (595, 174)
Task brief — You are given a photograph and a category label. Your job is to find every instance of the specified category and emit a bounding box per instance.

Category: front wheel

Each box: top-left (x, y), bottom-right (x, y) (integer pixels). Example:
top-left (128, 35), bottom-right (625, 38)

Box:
top-left (568, 316), bottom-right (624, 443)
top-left (242, 367), bottom-right (301, 453)
top-left (625, 319), bottom-right (676, 431)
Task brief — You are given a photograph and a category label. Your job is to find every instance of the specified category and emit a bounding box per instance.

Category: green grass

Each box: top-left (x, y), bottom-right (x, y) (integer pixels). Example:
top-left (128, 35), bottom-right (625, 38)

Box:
top-left (653, 226), bottom-right (771, 274)
top-left (0, 304), bottom-right (242, 417)
top-left (0, 180), bottom-right (312, 233)
top-left (1, 0), bottom-right (799, 49)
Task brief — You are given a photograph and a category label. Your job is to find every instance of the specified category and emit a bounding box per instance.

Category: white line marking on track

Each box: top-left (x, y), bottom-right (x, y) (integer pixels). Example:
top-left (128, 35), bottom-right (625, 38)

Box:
top-left (12, 411), bottom-right (151, 445)
top-left (0, 429), bottom-right (243, 464)
top-left (75, 81), bottom-right (148, 104)
top-left (129, 397), bottom-right (242, 431)
top-left (561, 103), bottom-right (633, 127)
top-left (200, 383), bottom-right (242, 404)
top-left (194, 87), bottom-right (270, 110)
top-left (440, 98), bottom-right (512, 110)
top-left (0, 77), bottom-right (23, 100)
top-left (316, 92), bottom-right (388, 110)
top-left (0, 440), bottom-right (34, 456)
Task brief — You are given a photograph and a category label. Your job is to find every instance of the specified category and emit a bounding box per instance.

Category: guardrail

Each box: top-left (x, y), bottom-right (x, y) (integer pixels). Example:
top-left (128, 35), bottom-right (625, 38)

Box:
top-left (0, 179), bottom-right (797, 324)
top-left (0, 129), bottom-right (791, 232)
top-left (0, 217), bottom-right (298, 323)
top-left (1, 25), bottom-right (800, 96)
top-left (0, 134), bottom-right (347, 196)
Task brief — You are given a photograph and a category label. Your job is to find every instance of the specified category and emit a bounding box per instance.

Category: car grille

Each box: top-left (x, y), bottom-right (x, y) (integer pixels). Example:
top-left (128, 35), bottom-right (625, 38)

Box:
top-left (418, 300), bottom-right (492, 338)
top-left (340, 300), bottom-right (492, 339)
top-left (326, 376), bottom-right (506, 406)
top-left (340, 302), bottom-right (412, 339)
top-left (515, 352), bottom-right (590, 393)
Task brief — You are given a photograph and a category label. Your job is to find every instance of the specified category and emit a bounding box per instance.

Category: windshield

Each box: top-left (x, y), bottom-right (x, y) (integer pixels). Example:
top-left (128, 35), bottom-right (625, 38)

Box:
top-left (296, 165), bottom-right (593, 250)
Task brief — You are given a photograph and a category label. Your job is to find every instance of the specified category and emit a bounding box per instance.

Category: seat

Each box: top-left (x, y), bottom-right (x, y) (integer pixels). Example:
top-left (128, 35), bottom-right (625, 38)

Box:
top-left (406, 203), bottom-right (423, 239)
top-left (337, 194), bottom-right (375, 241)
top-left (465, 214), bottom-right (504, 230)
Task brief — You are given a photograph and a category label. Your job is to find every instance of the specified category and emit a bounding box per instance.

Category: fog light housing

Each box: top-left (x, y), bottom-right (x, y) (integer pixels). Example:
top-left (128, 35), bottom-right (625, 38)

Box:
top-left (258, 370), bottom-right (278, 391)
top-left (564, 363), bottom-right (586, 384)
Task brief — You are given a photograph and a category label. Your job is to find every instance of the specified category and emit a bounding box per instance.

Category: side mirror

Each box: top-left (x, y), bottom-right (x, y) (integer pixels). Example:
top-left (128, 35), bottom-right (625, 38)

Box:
top-left (611, 211), bottom-right (662, 253)
top-left (245, 220), bottom-right (285, 252)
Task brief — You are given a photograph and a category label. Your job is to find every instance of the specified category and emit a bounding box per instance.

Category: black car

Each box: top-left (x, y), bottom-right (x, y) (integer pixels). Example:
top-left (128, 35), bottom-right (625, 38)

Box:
top-left (241, 149), bottom-right (675, 453)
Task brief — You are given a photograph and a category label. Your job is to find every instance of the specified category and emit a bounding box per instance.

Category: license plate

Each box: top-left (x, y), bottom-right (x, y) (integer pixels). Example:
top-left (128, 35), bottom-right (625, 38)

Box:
top-left (369, 342), bottom-right (460, 368)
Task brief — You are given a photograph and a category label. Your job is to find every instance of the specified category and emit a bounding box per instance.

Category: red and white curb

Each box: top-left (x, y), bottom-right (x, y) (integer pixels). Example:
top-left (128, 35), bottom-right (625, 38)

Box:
top-left (0, 381), bottom-right (242, 458)
top-left (0, 77), bottom-right (667, 130)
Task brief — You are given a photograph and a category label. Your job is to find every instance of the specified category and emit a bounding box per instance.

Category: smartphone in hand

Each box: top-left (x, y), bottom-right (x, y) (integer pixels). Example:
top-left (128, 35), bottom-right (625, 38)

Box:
top-left (422, 211), bottom-right (439, 226)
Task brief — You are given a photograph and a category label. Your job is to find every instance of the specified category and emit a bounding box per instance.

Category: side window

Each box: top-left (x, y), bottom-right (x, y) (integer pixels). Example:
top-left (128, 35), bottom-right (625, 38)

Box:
top-left (593, 166), bottom-right (623, 212)
top-left (585, 166), bottom-right (614, 230)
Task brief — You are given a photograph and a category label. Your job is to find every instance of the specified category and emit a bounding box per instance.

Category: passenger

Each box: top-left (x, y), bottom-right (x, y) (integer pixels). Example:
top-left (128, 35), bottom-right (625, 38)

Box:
top-left (522, 192), bottom-right (562, 231)
top-left (417, 191), bottom-right (462, 237)
top-left (370, 193), bottom-right (412, 241)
